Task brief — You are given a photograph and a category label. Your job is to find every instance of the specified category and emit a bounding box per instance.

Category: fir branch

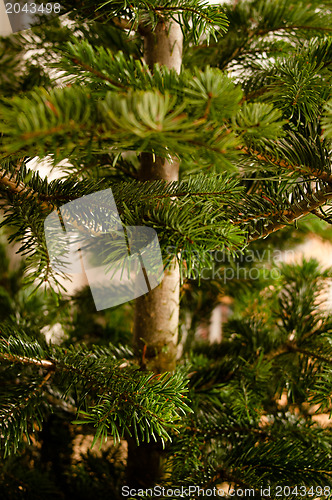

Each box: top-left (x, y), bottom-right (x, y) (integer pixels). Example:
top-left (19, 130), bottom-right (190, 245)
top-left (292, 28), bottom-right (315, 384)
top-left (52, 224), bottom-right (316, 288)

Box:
top-left (0, 373), bottom-right (52, 456)
top-left (235, 208), bottom-right (289, 225)
top-left (248, 184), bottom-right (332, 242)
top-left (0, 167), bottom-right (53, 211)
top-left (311, 207), bottom-right (332, 223)
top-left (2, 371), bottom-right (53, 423)
top-left (239, 147), bottom-right (332, 184)
top-left (266, 341), bottom-right (332, 366)
top-left (20, 123), bottom-right (87, 141)
top-left (69, 57), bottom-right (126, 88)
top-left (0, 351), bottom-right (55, 369)
top-left (0, 337), bottom-right (128, 387)
top-left (147, 4), bottom-right (224, 25)
top-left (288, 344), bottom-right (332, 365)
top-left (140, 189), bottom-right (236, 201)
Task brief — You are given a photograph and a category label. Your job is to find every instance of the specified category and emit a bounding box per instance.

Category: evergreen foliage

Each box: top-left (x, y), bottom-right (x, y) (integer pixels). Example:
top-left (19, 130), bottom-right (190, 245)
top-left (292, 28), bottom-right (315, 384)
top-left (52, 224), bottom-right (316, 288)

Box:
top-left (0, 0), bottom-right (332, 498)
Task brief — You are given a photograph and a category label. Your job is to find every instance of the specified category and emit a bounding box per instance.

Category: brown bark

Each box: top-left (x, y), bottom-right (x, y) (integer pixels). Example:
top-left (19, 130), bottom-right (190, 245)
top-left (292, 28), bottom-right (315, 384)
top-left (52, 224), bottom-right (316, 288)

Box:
top-left (142, 19), bottom-right (183, 75)
top-left (126, 18), bottom-right (183, 488)
top-left (134, 257), bottom-right (180, 373)
top-left (134, 18), bottom-right (183, 376)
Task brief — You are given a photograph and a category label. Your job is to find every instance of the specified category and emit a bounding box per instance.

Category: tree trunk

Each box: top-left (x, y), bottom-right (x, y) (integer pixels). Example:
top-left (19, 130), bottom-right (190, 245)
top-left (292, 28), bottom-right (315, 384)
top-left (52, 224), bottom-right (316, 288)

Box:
top-left (142, 19), bottom-right (183, 75)
top-left (135, 17), bottom-right (183, 373)
top-left (126, 19), bottom-right (183, 487)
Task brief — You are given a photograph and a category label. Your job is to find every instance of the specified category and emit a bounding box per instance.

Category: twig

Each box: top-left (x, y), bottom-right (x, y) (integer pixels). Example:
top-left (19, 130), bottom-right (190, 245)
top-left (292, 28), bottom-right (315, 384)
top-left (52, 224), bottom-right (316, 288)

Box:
top-left (265, 341), bottom-right (332, 365)
top-left (238, 146), bottom-right (332, 185)
top-left (0, 167), bottom-right (54, 211)
top-left (247, 184), bottom-right (332, 242)
top-left (70, 58), bottom-right (126, 88)
top-left (0, 351), bottom-right (55, 369)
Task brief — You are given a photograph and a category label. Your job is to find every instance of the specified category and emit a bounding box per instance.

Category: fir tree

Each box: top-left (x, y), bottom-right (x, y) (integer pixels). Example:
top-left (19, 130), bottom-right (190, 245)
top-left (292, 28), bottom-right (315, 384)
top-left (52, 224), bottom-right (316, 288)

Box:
top-left (0, 0), bottom-right (332, 498)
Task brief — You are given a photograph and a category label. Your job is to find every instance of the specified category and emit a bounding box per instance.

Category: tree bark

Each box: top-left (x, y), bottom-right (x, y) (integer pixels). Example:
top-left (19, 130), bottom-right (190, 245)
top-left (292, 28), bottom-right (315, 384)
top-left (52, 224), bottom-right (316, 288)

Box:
top-left (126, 19), bottom-right (183, 487)
top-left (135, 18), bottom-right (183, 373)
top-left (142, 19), bottom-right (183, 75)
top-left (134, 18), bottom-right (182, 373)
